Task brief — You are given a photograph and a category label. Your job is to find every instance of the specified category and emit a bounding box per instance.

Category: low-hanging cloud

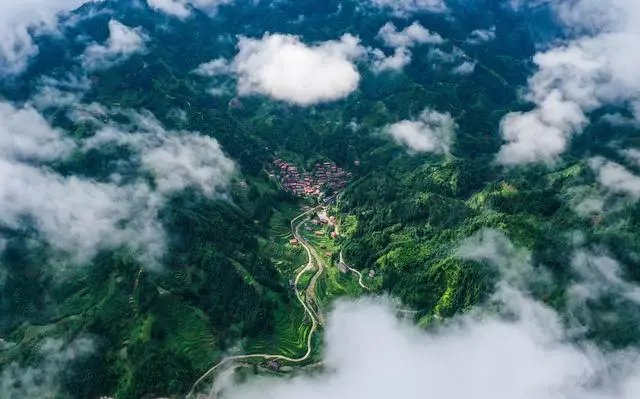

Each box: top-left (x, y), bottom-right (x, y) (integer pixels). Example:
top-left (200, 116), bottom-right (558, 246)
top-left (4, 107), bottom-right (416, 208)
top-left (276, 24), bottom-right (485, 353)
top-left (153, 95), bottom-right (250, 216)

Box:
top-left (371, 47), bottom-right (412, 72)
top-left (207, 227), bottom-right (640, 399)
top-left (466, 26), bottom-right (496, 44)
top-left (146, 0), bottom-right (232, 19)
top-left (372, 21), bottom-right (443, 72)
top-left (452, 60), bottom-right (476, 75)
top-left (590, 157), bottom-right (640, 199)
top-left (497, 0), bottom-right (640, 165)
top-left (216, 291), bottom-right (640, 399)
top-left (377, 21), bottom-right (443, 48)
top-left (84, 110), bottom-right (236, 196)
top-left (0, 103), bottom-right (76, 162)
top-left (82, 19), bottom-right (148, 70)
top-left (385, 108), bottom-right (456, 154)
top-left (0, 338), bottom-right (94, 398)
top-left (0, 0), bottom-right (94, 75)
top-left (233, 33), bottom-right (365, 106)
top-left (365, 0), bottom-right (448, 17)
top-left (0, 101), bottom-right (235, 268)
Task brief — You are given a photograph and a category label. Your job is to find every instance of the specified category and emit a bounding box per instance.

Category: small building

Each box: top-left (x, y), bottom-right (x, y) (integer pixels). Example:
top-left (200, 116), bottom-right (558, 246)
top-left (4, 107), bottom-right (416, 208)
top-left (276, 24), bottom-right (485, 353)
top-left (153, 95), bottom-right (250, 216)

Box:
top-left (314, 231), bottom-right (324, 237)
top-left (325, 252), bottom-right (333, 258)
top-left (369, 269), bottom-right (376, 278)
top-left (289, 239), bottom-right (298, 246)
top-left (330, 231), bottom-right (338, 239)
top-left (267, 360), bottom-right (280, 371)
top-left (338, 262), bottom-right (348, 273)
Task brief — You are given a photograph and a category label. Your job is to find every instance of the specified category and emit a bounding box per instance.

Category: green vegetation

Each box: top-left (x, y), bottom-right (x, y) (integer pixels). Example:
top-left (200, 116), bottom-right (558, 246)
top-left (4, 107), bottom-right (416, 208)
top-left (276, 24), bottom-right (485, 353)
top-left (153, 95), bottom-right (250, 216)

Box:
top-left (2, 1), bottom-right (640, 398)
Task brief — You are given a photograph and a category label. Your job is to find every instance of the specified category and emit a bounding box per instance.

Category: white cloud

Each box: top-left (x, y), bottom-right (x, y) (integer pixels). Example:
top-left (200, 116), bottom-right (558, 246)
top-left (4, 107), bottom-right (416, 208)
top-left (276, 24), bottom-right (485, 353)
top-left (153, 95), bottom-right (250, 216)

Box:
top-left (497, 91), bottom-right (588, 165)
top-left (0, 158), bottom-right (166, 266)
top-left (31, 73), bottom-right (92, 110)
top-left (620, 148), bottom-right (640, 166)
top-left (0, 0), bottom-right (94, 75)
top-left (385, 108), bottom-right (456, 154)
top-left (452, 60), bottom-right (476, 75)
top-left (377, 21), bottom-right (443, 48)
top-left (590, 157), bottom-right (640, 199)
top-left (426, 46), bottom-right (471, 71)
top-left (82, 19), bottom-right (148, 70)
top-left (82, 109), bottom-right (236, 197)
top-left (372, 21), bottom-right (442, 72)
top-left (143, 134), bottom-right (235, 196)
top-left (194, 226), bottom-right (640, 399)
top-left (214, 291), bottom-right (640, 399)
top-left (466, 26), bottom-right (496, 44)
top-left (569, 250), bottom-right (640, 313)
top-left (147, 0), bottom-right (232, 18)
top-left (194, 57), bottom-right (232, 77)
top-left (1, 338), bottom-right (94, 398)
top-left (0, 103), bottom-right (75, 162)
top-left (497, 0), bottom-right (640, 165)
top-left (574, 197), bottom-right (604, 216)
top-left (456, 229), bottom-right (543, 289)
top-left (0, 102), bottom-right (235, 268)
top-left (366, 0), bottom-right (448, 17)
top-left (371, 47), bottom-right (412, 72)
top-left (230, 33), bottom-right (365, 106)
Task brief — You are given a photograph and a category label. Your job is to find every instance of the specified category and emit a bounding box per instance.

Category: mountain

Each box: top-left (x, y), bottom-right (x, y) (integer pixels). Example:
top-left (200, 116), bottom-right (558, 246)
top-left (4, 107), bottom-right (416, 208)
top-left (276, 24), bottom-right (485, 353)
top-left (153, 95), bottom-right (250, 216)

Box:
top-left (2, 0), bottom-right (640, 398)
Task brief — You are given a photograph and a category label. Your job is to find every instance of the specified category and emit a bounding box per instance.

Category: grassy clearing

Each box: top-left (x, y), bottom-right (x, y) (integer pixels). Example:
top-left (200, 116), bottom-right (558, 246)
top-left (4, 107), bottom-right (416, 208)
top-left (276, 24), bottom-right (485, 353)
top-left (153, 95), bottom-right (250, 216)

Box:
top-left (244, 301), bottom-right (309, 358)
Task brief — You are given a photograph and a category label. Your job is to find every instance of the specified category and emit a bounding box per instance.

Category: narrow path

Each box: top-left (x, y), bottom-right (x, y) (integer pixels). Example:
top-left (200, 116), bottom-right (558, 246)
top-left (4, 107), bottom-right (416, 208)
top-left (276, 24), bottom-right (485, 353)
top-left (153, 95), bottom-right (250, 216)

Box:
top-left (339, 251), bottom-right (370, 291)
top-left (187, 206), bottom-right (323, 399)
top-left (339, 251), bottom-right (421, 316)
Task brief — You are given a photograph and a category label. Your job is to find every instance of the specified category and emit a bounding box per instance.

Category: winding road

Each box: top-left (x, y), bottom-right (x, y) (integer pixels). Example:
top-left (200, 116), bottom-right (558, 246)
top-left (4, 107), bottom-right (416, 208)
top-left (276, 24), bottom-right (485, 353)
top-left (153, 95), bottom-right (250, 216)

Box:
top-left (186, 207), bottom-right (323, 399)
top-left (339, 251), bottom-right (371, 291)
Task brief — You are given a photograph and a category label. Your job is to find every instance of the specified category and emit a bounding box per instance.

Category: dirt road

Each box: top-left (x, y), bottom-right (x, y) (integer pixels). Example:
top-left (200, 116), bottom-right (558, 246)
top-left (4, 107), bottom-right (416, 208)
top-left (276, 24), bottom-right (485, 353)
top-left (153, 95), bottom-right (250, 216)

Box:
top-left (187, 207), bottom-right (323, 399)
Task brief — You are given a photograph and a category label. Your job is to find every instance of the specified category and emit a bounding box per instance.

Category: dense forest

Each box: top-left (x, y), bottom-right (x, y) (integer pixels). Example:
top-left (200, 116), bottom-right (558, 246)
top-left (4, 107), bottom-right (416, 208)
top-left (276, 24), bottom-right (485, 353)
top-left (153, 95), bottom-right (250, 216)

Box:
top-left (1, 0), bottom-right (640, 398)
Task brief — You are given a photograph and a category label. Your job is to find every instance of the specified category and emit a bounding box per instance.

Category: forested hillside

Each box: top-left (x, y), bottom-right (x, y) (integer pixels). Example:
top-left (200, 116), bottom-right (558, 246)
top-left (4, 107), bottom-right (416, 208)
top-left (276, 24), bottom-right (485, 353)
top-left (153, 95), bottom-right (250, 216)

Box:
top-left (2, 0), bottom-right (640, 398)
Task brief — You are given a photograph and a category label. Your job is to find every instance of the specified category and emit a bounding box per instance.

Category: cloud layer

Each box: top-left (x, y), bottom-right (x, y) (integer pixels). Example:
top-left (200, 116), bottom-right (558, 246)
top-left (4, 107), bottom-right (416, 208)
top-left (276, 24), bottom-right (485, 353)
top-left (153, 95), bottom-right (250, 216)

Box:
top-left (1, 338), bottom-right (94, 398)
top-left (82, 19), bottom-right (148, 70)
top-left (385, 108), bottom-right (456, 154)
top-left (497, 0), bottom-right (640, 165)
top-left (372, 21), bottom-right (443, 72)
top-left (232, 33), bottom-right (365, 106)
top-left (0, 0), bottom-right (93, 74)
top-left (147, 0), bottom-right (232, 19)
top-left (0, 102), bottom-right (235, 268)
top-left (366, 0), bottom-right (448, 17)
top-left (218, 291), bottom-right (640, 399)
top-left (207, 227), bottom-right (640, 399)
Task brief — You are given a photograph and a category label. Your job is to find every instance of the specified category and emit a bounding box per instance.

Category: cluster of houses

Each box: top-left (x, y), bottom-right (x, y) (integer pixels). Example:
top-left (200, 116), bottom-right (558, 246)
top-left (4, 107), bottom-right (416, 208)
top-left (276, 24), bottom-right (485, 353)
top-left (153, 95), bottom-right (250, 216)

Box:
top-left (270, 159), bottom-right (352, 199)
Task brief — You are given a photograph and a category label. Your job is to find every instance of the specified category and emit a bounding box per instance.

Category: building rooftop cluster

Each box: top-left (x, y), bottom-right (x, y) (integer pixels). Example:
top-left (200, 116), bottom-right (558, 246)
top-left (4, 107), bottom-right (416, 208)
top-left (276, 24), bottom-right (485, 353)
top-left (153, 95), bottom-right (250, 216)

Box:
top-left (270, 159), bottom-right (352, 199)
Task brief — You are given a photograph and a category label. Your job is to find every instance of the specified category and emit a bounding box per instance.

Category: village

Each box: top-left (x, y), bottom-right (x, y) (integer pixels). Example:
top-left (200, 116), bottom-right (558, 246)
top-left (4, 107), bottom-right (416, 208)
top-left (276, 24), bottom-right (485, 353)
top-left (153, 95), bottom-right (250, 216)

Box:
top-left (269, 159), bottom-right (354, 202)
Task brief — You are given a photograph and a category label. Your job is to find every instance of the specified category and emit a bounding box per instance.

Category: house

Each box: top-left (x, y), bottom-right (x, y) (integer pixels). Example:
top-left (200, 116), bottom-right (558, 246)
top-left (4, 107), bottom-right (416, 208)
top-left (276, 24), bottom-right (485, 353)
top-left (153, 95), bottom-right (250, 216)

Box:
top-left (267, 360), bottom-right (280, 371)
top-left (289, 239), bottom-right (298, 246)
top-left (331, 231), bottom-right (338, 239)
top-left (338, 262), bottom-right (348, 273)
